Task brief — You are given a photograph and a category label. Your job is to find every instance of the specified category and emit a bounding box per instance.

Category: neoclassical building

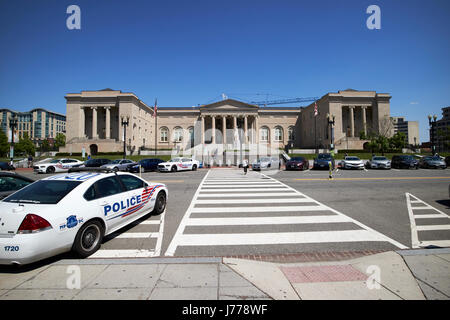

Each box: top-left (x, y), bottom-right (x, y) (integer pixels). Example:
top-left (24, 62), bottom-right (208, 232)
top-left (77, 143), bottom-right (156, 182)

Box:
top-left (61, 88), bottom-right (392, 156)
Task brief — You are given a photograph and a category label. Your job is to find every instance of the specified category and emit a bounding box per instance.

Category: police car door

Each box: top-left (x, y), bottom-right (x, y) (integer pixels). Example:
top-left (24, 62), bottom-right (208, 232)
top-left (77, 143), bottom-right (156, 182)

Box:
top-left (181, 158), bottom-right (192, 171)
top-left (87, 176), bottom-right (128, 232)
top-left (117, 174), bottom-right (150, 223)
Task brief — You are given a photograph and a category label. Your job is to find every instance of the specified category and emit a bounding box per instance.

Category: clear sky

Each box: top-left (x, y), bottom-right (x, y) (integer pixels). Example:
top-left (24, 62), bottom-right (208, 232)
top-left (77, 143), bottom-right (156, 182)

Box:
top-left (0, 0), bottom-right (449, 143)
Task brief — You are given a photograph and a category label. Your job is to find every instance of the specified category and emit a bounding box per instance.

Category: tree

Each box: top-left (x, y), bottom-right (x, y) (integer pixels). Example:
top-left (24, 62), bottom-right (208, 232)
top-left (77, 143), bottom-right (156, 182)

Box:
top-left (55, 133), bottom-right (66, 149)
top-left (15, 132), bottom-right (36, 156)
top-left (389, 132), bottom-right (407, 150)
top-left (40, 139), bottom-right (50, 153)
top-left (0, 129), bottom-right (9, 157)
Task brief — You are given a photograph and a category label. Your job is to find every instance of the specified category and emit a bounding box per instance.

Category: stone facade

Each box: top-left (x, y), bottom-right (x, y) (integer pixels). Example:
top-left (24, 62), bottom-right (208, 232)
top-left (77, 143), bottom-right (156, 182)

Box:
top-left (62, 89), bottom-right (393, 155)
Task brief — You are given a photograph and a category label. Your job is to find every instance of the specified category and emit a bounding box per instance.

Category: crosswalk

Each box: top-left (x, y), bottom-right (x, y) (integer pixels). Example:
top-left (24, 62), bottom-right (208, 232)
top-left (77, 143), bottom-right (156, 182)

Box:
top-left (165, 169), bottom-right (407, 256)
top-left (406, 193), bottom-right (450, 248)
top-left (89, 213), bottom-right (166, 258)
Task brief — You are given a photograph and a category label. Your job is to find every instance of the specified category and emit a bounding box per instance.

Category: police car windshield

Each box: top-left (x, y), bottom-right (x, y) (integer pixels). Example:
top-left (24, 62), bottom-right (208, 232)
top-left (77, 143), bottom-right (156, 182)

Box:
top-left (4, 180), bottom-right (82, 204)
top-left (50, 159), bottom-right (61, 163)
top-left (169, 158), bottom-right (182, 162)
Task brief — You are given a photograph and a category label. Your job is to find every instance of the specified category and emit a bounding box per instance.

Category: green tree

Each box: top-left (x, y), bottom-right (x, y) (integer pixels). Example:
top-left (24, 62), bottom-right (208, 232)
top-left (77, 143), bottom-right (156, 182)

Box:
top-left (0, 129), bottom-right (9, 157)
top-left (54, 133), bottom-right (66, 149)
top-left (389, 132), bottom-right (407, 150)
top-left (40, 139), bottom-right (50, 153)
top-left (15, 132), bottom-right (36, 156)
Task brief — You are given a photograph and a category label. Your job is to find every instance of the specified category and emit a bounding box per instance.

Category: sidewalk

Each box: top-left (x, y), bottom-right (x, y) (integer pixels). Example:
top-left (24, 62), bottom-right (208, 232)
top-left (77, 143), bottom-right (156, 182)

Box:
top-left (0, 249), bottom-right (449, 300)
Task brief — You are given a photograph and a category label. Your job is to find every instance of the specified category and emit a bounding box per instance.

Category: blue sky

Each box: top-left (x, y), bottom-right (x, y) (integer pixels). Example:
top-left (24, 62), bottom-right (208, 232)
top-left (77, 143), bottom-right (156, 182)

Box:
top-left (0, 0), bottom-right (449, 143)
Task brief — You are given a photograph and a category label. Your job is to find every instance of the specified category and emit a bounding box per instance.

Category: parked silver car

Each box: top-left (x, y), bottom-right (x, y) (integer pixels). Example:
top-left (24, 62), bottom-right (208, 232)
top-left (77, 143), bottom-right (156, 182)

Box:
top-left (100, 159), bottom-right (137, 171)
top-left (252, 157), bottom-right (280, 171)
top-left (366, 156), bottom-right (391, 169)
top-left (340, 156), bottom-right (365, 170)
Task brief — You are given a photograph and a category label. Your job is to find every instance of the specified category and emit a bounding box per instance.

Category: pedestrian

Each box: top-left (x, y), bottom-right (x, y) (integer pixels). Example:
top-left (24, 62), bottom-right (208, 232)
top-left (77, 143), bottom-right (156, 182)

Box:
top-left (87, 154), bottom-right (91, 160)
top-left (27, 154), bottom-right (33, 168)
top-left (243, 158), bottom-right (248, 175)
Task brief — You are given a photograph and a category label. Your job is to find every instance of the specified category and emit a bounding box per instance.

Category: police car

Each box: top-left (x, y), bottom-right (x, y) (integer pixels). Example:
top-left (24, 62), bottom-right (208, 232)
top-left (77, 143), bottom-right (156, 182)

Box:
top-left (33, 158), bottom-right (84, 174)
top-left (0, 168), bottom-right (168, 265)
top-left (157, 157), bottom-right (200, 172)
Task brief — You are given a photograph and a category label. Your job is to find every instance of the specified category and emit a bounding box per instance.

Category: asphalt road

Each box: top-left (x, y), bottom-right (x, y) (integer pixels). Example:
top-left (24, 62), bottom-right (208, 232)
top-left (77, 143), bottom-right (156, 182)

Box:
top-left (18, 167), bottom-right (450, 258)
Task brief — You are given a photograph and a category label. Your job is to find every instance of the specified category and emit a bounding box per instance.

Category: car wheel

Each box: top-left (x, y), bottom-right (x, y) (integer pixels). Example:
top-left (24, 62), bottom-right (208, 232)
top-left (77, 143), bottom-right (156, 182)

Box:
top-left (113, 167), bottom-right (119, 172)
top-left (46, 166), bottom-right (55, 174)
top-left (151, 191), bottom-right (166, 215)
top-left (192, 164), bottom-right (197, 171)
top-left (171, 165), bottom-right (177, 172)
top-left (72, 220), bottom-right (104, 258)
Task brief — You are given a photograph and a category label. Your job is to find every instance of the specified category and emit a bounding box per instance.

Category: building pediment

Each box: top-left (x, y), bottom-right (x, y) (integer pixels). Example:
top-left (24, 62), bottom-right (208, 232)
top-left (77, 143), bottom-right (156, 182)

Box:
top-left (200, 99), bottom-right (259, 113)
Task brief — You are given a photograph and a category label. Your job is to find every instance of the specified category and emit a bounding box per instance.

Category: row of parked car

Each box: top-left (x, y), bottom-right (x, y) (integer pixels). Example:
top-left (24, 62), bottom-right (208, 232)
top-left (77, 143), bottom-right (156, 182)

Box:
top-left (31, 157), bottom-right (203, 174)
top-left (285, 154), bottom-right (449, 171)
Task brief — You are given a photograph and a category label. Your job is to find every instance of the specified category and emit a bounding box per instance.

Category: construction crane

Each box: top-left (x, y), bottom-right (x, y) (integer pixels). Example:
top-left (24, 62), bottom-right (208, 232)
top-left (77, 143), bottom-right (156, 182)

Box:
top-left (249, 97), bottom-right (319, 106)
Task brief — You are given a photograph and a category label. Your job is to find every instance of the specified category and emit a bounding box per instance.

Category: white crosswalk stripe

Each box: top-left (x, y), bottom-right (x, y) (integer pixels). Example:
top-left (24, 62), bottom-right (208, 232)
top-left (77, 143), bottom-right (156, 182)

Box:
top-left (406, 193), bottom-right (450, 248)
top-left (165, 169), bottom-right (407, 256)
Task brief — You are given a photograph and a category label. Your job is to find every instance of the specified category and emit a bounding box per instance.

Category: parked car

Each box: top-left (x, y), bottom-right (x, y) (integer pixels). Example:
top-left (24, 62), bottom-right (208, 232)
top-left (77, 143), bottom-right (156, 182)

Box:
top-left (157, 157), bottom-right (200, 172)
top-left (313, 153), bottom-right (335, 170)
top-left (101, 159), bottom-right (136, 172)
top-left (82, 158), bottom-right (112, 168)
top-left (128, 158), bottom-right (165, 173)
top-left (252, 157), bottom-right (280, 171)
top-left (285, 157), bottom-right (309, 171)
top-left (340, 156), bottom-right (365, 170)
top-left (366, 156), bottom-right (391, 169)
top-left (391, 155), bottom-right (419, 169)
top-left (0, 172), bottom-right (34, 200)
top-left (33, 158), bottom-right (84, 174)
top-left (445, 156), bottom-right (450, 167)
top-left (419, 156), bottom-right (447, 169)
top-left (0, 161), bottom-right (15, 171)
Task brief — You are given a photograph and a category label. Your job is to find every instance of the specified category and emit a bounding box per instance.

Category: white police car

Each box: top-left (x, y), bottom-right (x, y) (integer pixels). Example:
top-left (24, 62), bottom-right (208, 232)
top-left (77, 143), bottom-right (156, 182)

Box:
top-left (33, 158), bottom-right (84, 174)
top-left (0, 169), bottom-right (168, 265)
top-left (157, 157), bottom-right (200, 172)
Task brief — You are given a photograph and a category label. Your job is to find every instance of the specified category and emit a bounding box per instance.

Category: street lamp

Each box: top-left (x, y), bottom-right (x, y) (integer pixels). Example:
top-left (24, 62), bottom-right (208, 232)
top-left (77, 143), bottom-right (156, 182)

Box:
top-left (326, 113), bottom-right (335, 151)
top-left (9, 113), bottom-right (18, 161)
top-left (428, 114), bottom-right (437, 155)
top-left (121, 115), bottom-right (130, 159)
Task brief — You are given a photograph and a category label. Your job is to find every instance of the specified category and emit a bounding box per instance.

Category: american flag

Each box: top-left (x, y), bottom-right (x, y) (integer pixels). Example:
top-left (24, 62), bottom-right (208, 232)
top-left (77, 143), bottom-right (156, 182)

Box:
top-left (153, 98), bottom-right (157, 118)
top-left (314, 101), bottom-right (318, 117)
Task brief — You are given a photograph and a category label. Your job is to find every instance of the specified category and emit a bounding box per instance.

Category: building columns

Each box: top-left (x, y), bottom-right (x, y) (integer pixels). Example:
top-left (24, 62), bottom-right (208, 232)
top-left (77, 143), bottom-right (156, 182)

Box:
top-left (80, 107), bottom-right (85, 138)
top-left (105, 107), bottom-right (111, 139)
top-left (361, 106), bottom-right (367, 136)
top-left (244, 115), bottom-right (248, 144)
top-left (91, 107), bottom-right (98, 139)
top-left (211, 115), bottom-right (216, 144)
top-left (222, 116), bottom-right (227, 146)
top-left (349, 106), bottom-right (355, 137)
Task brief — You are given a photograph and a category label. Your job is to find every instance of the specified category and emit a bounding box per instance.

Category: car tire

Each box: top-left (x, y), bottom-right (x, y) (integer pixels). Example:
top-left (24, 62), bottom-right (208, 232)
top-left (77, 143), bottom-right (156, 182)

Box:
top-left (72, 220), bottom-right (104, 258)
top-left (171, 166), bottom-right (177, 172)
top-left (113, 167), bottom-right (119, 172)
top-left (192, 164), bottom-right (197, 171)
top-left (46, 166), bottom-right (55, 174)
top-left (151, 191), bottom-right (166, 215)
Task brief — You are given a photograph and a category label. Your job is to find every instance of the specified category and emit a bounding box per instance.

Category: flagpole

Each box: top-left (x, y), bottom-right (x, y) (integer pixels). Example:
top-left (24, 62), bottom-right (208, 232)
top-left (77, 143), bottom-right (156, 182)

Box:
top-left (154, 98), bottom-right (157, 156)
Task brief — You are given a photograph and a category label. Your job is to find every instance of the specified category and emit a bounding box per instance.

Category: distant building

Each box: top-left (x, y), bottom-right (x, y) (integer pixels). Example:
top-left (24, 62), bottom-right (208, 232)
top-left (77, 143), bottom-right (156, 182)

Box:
top-left (62, 88), bottom-right (394, 156)
top-left (391, 117), bottom-right (420, 146)
top-left (431, 106), bottom-right (450, 152)
top-left (0, 108), bottom-right (66, 142)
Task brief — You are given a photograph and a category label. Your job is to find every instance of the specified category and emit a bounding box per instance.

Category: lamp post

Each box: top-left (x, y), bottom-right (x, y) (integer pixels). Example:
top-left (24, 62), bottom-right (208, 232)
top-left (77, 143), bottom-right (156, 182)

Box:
top-left (428, 114), bottom-right (437, 155)
top-left (326, 113), bottom-right (335, 151)
top-left (121, 115), bottom-right (130, 159)
top-left (9, 113), bottom-right (18, 161)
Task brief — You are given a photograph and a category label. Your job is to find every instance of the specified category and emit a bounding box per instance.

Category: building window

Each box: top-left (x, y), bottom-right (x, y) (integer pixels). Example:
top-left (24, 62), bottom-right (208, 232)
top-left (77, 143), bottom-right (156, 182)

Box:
top-left (173, 127), bottom-right (183, 142)
top-left (160, 127), bottom-right (168, 142)
top-left (260, 126), bottom-right (269, 142)
top-left (274, 126), bottom-right (283, 142)
top-left (288, 126), bottom-right (295, 141)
